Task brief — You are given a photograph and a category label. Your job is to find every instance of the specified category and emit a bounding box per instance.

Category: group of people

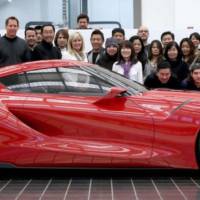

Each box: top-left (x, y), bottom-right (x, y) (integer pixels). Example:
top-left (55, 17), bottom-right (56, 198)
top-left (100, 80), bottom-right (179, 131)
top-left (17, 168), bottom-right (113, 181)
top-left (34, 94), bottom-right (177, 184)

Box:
top-left (0, 14), bottom-right (200, 91)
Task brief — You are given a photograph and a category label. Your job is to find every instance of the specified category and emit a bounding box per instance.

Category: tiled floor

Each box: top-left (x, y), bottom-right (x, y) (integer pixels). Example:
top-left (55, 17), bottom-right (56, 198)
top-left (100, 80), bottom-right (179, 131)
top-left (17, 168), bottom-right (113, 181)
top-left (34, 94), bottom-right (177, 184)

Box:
top-left (0, 169), bottom-right (200, 200)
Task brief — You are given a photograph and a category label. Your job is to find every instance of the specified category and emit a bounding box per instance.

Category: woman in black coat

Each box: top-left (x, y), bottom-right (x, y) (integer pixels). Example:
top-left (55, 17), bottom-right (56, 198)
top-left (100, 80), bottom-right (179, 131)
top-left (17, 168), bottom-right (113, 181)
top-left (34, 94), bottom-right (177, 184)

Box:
top-left (164, 41), bottom-right (189, 81)
top-left (97, 37), bottom-right (119, 70)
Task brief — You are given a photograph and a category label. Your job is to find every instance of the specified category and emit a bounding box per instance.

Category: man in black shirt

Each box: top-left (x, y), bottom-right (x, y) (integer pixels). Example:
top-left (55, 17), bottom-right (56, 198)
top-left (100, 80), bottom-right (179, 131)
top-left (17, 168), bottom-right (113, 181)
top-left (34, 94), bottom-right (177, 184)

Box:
top-left (35, 25), bottom-right (43, 44)
top-left (32, 24), bottom-right (61, 60)
top-left (0, 16), bottom-right (30, 67)
top-left (137, 25), bottom-right (150, 56)
top-left (144, 61), bottom-right (180, 89)
top-left (76, 13), bottom-right (90, 29)
top-left (25, 27), bottom-right (37, 51)
top-left (181, 63), bottom-right (200, 91)
top-left (87, 29), bottom-right (105, 64)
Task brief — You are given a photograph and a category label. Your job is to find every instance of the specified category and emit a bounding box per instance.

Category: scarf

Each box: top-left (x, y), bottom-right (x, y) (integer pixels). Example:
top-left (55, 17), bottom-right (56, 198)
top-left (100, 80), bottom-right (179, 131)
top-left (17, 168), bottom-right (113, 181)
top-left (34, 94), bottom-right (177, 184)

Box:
top-left (121, 61), bottom-right (132, 79)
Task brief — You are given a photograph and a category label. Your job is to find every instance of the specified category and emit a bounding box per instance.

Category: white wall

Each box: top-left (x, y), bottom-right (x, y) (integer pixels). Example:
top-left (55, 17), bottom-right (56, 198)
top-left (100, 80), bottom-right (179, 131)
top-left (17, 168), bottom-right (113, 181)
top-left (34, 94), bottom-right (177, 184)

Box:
top-left (0, 0), bottom-right (62, 29)
top-left (0, 0), bottom-right (199, 48)
top-left (0, 0), bottom-right (40, 29)
top-left (142, 0), bottom-right (174, 30)
top-left (142, 0), bottom-right (200, 30)
top-left (88, 0), bottom-right (134, 28)
top-left (1, 0), bottom-right (200, 30)
top-left (174, 0), bottom-right (200, 29)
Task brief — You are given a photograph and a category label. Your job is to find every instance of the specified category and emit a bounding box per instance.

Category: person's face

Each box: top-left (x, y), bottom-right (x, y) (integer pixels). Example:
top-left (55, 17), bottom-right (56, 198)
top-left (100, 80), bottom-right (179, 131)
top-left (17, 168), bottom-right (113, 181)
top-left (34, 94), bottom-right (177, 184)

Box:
top-left (181, 41), bottom-right (191, 57)
top-left (151, 43), bottom-right (160, 56)
top-left (6, 19), bottom-right (19, 38)
top-left (121, 47), bottom-right (131, 60)
top-left (191, 36), bottom-right (200, 48)
top-left (167, 46), bottom-right (178, 60)
top-left (78, 18), bottom-right (88, 29)
top-left (35, 29), bottom-right (42, 43)
top-left (138, 28), bottom-right (149, 42)
top-left (25, 30), bottom-right (37, 48)
top-left (106, 45), bottom-right (118, 56)
top-left (42, 26), bottom-right (55, 43)
top-left (72, 36), bottom-right (83, 51)
top-left (57, 33), bottom-right (68, 49)
top-left (113, 32), bottom-right (124, 43)
top-left (162, 34), bottom-right (173, 47)
top-left (191, 69), bottom-right (200, 86)
top-left (133, 39), bottom-right (142, 54)
top-left (90, 34), bottom-right (104, 51)
top-left (157, 68), bottom-right (171, 83)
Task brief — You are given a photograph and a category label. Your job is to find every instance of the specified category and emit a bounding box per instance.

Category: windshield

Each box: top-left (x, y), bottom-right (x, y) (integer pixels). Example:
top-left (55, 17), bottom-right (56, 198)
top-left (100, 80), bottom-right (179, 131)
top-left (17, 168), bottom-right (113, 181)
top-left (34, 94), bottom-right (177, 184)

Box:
top-left (82, 65), bottom-right (148, 95)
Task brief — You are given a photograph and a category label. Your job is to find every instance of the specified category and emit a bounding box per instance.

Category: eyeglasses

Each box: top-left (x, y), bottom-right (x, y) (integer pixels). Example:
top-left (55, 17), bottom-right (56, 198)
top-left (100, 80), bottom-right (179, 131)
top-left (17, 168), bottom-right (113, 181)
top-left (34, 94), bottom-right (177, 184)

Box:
top-left (139, 30), bottom-right (148, 33)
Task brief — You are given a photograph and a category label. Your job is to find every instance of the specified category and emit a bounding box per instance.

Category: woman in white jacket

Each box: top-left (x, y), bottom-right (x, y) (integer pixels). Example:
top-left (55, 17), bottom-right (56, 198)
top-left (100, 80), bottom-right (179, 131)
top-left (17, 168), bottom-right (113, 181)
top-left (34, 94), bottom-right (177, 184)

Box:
top-left (112, 40), bottom-right (143, 84)
top-left (65, 32), bottom-right (88, 62)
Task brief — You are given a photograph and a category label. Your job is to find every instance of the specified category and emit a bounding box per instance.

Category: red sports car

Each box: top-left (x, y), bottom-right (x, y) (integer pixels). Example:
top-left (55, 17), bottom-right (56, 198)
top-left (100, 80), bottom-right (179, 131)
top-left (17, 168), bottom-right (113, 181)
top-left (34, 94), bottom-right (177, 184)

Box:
top-left (0, 60), bottom-right (200, 169)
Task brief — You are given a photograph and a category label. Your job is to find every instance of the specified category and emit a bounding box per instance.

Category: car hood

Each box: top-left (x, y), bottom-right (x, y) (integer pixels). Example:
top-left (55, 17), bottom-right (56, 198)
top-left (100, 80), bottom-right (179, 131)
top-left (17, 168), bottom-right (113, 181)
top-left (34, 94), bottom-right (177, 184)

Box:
top-left (132, 89), bottom-right (200, 120)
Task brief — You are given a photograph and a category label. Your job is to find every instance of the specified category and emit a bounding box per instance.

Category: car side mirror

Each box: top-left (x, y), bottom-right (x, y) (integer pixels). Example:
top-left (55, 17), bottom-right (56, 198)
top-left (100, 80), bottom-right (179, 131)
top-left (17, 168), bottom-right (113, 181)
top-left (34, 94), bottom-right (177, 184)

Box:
top-left (94, 87), bottom-right (127, 105)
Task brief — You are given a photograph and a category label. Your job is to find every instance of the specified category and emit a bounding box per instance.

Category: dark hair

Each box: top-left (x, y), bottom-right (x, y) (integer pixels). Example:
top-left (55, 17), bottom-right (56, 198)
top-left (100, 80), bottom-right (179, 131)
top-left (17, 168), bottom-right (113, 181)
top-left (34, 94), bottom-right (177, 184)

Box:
top-left (54, 29), bottom-right (69, 47)
top-left (161, 31), bottom-right (175, 41)
top-left (187, 63), bottom-right (200, 83)
top-left (5, 16), bottom-right (19, 26)
top-left (112, 28), bottom-right (125, 37)
top-left (35, 25), bottom-right (42, 31)
top-left (190, 63), bottom-right (200, 73)
top-left (180, 38), bottom-right (195, 63)
top-left (148, 40), bottom-right (163, 60)
top-left (117, 40), bottom-right (137, 65)
top-left (129, 35), bottom-right (145, 53)
top-left (77, 13), bottom-right (89, 23)
top-left (189, 32), bottom-right (200, 41)
top-left (164, 41), bottom-right (182, 62)
top-left (41, 24), bottom-right (55, 33)
top-left (129, 35), bottom-right (147, 69)
top-left (90, 29), bottom-right (104, 42)
top-left (24, 27), bottom-right (36, 37)
top-left (157, 61), bottom-right (172, 72)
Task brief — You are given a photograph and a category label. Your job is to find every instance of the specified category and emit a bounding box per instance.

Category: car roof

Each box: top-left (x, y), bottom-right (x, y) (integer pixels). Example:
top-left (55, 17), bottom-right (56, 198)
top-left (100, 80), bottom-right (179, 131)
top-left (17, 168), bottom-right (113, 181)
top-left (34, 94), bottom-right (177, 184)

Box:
top-left (0, 60), bottom-right (93, 78)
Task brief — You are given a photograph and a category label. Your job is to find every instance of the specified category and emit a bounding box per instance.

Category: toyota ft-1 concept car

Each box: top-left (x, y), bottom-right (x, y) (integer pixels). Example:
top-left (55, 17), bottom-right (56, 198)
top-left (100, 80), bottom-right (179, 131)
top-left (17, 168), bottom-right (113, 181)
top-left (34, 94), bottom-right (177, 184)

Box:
top-left (0, 60), bottom-right (200, 169)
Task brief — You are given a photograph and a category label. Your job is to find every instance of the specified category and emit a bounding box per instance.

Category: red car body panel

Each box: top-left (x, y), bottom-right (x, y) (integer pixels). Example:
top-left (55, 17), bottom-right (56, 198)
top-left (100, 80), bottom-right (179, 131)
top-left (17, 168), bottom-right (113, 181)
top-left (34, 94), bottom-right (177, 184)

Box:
top-left (0, 60), bottom-right (199, 169)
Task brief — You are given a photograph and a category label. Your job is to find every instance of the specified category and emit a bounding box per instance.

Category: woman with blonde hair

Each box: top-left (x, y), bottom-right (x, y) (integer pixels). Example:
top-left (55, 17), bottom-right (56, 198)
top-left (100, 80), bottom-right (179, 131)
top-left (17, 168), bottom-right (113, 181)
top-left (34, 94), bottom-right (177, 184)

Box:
top-left (66, 32), bottom-right (88, 61)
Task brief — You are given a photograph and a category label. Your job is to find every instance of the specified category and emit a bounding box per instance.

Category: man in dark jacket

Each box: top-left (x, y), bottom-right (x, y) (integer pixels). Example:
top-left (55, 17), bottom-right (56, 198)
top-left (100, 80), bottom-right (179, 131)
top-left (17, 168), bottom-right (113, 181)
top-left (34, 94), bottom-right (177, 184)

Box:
top-left (181, 63), bottom-right (200, 91)
top-left (87, 29), bottom-right (105, 64)
top-left (32, 24), bottom-right (61, 60)
top-left (0, 16), bottom-right (30, 67)
top-left (144, 61), bottom-right (180, 89)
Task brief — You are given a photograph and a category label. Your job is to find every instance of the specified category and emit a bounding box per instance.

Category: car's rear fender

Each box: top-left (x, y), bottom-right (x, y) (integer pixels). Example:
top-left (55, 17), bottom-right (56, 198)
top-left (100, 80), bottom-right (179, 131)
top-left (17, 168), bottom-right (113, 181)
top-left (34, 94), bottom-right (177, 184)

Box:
top-left (150, 101), bottom-right (200, 169)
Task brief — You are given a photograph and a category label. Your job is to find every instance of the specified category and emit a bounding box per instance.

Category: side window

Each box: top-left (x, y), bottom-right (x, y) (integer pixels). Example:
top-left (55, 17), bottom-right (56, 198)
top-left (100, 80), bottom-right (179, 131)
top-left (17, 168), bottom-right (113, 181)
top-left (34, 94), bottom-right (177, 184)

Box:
top-left (0, 73), bottom-right (31, 92)
top-left (0, 69), bottom-right (66, 94)
top-left (26, 68), bottom-right (65, 93)
top-left (0, 66), bottom-right (114, 95)
top-left (59, 67), bottom-right (113, 95)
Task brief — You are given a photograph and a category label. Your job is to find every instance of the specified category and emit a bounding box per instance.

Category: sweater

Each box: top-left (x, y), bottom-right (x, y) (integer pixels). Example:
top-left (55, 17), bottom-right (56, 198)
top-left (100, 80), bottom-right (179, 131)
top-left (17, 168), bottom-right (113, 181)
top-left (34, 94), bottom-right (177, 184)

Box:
top-left (0, 35), bottom-right (30, 67)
